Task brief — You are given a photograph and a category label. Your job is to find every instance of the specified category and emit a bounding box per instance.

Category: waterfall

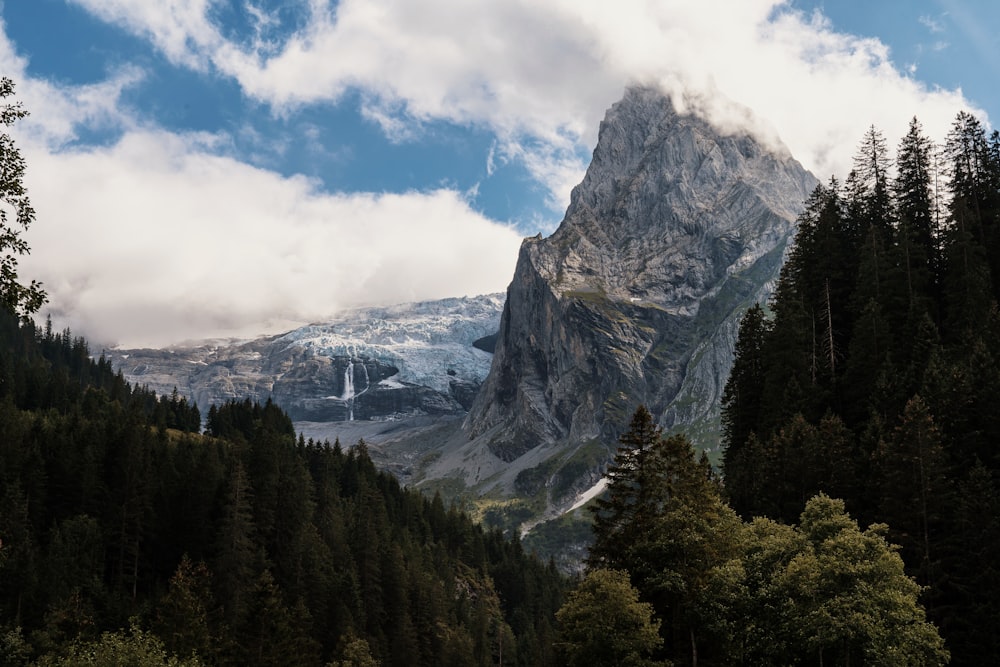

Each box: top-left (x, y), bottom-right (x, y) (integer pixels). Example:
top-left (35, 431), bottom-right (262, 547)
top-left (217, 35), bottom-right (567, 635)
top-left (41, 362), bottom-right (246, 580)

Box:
top-left (339, 358), bottom-right (371, 423)
top-left (341, 360), bottom-right (355, 421)
top-left (341, 361), bottom-right (355, 401)
top-left (358, 362), bottom-right (370, 396)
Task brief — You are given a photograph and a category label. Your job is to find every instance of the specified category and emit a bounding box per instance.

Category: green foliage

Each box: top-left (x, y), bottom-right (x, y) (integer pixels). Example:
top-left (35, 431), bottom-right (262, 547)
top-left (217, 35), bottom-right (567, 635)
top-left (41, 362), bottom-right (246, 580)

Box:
top-left (0, 77), bottom-right (45, 318)
top-left (155, 555), bottom-right (215, 663)
top-left (781, 495), bottom-right (948, 666)
top-left (718, 496), bottom-right (949, 666)
top-left (328, 631), bottom-right (380, 667)
top-left (580, 402), bottom-right (949, 666)
top-left (34, 621), bottom-right (203, 667)
top-left (555, 569), bottom-right (663, 667)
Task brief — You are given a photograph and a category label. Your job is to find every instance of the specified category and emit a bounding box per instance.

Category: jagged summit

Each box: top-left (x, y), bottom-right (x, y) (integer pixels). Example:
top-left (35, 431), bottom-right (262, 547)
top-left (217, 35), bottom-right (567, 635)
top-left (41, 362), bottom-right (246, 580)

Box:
top-left (543, 85), bottom-right (811, 303)
top-left (461, 85), bottom-right (817, 485)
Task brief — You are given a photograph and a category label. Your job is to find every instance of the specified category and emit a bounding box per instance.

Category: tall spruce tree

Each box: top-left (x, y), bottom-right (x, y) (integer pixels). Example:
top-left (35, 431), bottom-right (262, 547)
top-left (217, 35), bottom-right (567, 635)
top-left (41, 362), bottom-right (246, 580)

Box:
top-left (894, 117), bottom-right (938, 316)
top-left (941, 111), bottom-right (995, 335)
top-left (587, 405), bottom-right (663, 572)
top-left (590, 407), bottom-right (743, 664)
top-left (722, 303), bottom-right (769, 513)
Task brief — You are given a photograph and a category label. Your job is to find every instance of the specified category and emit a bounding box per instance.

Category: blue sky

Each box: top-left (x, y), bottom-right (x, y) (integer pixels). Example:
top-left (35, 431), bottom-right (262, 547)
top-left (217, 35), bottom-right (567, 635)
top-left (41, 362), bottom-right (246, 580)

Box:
top-left (0, 0), bottom-right (995, 347)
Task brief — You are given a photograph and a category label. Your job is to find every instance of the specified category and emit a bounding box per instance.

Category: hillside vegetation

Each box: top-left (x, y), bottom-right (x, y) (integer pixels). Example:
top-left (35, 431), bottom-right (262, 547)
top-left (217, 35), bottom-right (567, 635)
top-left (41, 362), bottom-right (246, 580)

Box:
top-left (0, 312), bottom-right (566, 666)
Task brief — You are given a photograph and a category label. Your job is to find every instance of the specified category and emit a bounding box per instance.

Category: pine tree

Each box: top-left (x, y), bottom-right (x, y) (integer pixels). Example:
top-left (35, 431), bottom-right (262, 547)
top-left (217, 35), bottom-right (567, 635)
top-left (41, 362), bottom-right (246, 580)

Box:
top-left (894, 117), bottom-right (938, 315)
top-left (213, 459), bottom-right (259, 627)
top-left (721, 303), bottom-right (769, 511)
top-left (155, 555), bottom-right (216, 663)
top-left (874, 396), bottom-right (951, 594)
top-left (587, 405), bottom-right (662, 572)
top-left (941, 111), bottom-right (995, 336)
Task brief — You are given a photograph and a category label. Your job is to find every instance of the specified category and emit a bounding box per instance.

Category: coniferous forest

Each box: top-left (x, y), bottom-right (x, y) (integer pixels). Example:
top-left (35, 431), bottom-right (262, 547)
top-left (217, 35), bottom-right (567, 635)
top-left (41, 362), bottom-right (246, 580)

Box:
top-left (719, 113), bottom-right (1000, 666)
top-left (0, 311), bottom-right (566, 666)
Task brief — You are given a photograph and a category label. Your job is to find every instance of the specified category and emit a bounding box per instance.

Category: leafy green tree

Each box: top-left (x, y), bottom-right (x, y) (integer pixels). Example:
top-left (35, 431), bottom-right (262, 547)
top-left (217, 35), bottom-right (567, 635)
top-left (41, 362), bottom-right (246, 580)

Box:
top-left (35, 620), bottom-right (203, 666)
top-left (730, 517), bottom-right (805, 665)
top-left (555, 569), bottom-right (663, 667)
top-left (0, 77), bottom-right (45, 317)
top-left (781, 494), bottom-right (948, 666)
top-left (329, 630), bottom-right (380, 667)
top-left (0, 625), bottom-right (31, 667)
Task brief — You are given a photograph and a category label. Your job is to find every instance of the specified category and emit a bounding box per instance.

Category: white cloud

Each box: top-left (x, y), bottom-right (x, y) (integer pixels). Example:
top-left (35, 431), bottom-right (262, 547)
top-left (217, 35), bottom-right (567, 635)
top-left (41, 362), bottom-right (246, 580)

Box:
top-left (0, 20), bottom-right (140, 148)
top-left (19, 129), bottom-right (522, 348)
top-left (3, 1), bottom-right (992, 347)
top-left (0, 12), bottom-right (521, 348)
top-left (66, 0), bottom-right (986, 204)
top-left (68, 0), bottom-right (223, 71)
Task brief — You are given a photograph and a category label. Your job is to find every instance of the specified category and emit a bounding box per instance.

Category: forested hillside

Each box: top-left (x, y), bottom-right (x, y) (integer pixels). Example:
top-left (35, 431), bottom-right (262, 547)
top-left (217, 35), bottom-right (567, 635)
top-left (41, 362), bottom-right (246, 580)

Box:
top-left (722, 113), bottom-right (1000, 665)
top-left (0, 310), bottom-right (566, 666)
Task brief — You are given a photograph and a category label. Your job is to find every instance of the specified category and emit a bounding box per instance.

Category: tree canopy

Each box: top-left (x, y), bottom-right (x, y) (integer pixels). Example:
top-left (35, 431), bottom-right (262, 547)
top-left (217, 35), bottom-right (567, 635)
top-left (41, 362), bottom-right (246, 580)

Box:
top-left (573, 405), bottom-right (947, 666)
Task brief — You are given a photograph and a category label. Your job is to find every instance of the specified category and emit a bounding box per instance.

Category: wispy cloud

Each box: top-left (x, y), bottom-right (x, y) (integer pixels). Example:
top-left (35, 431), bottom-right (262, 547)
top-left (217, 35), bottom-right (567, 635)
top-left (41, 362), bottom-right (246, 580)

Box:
top-left (939, 0), bottom-right (1000, 79)
top-left (919, 14), bottom-right (946, 34)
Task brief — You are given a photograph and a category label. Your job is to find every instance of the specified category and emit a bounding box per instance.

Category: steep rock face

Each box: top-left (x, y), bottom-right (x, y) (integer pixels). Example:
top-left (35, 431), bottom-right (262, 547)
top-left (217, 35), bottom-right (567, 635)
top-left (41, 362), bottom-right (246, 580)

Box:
top-left (108, 294), bottom-right (504, 422)
top-left (465, 86), bottom-right (817, 469)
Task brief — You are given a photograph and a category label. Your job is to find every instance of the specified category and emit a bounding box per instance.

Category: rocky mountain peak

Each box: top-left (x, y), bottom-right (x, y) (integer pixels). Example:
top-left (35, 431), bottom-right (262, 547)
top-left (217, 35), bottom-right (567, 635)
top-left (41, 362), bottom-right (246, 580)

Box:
top-left (543, 85), bottom-right (815, 305)
top-left (460, 85), bottom-right (817, 486)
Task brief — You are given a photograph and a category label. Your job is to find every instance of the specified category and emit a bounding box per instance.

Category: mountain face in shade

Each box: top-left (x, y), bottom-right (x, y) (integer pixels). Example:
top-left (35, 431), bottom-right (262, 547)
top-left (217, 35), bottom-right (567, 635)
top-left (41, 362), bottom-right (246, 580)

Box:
top-left (460, 86), bottom-right (817, 486)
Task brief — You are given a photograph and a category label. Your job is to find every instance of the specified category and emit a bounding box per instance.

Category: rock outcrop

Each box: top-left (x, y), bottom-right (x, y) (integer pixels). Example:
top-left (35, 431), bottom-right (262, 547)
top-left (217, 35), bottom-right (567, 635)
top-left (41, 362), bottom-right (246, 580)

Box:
top-left (462, 86), bottom-right (817, 490)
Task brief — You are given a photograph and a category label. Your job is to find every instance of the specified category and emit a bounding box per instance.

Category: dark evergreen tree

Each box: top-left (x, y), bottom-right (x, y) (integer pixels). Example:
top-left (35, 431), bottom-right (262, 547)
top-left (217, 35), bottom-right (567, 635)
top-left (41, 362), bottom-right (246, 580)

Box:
top-left (940, 111), bottom-right (995, 336)
top-left (894, 117), bottom-right (939, 315)
top-left (721, 303), bottom-right (769, 513)
top-left (213, 459), bottom-right (260, 628)
top-left (874, 395), bottom-right (952, 596)
top-left (587, 405), bottom-right (662, 572)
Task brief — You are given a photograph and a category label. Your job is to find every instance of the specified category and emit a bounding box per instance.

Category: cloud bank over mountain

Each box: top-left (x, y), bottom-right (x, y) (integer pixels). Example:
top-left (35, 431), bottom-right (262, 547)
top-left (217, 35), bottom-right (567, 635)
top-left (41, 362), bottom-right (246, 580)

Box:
top-left (1, 1), bottom-right (988, 346)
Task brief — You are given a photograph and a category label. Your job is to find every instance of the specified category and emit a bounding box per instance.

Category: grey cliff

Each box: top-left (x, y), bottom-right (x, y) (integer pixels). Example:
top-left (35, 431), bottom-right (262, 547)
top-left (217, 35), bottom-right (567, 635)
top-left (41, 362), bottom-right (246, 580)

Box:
top-left (454, 86), bottom-right (817, 508)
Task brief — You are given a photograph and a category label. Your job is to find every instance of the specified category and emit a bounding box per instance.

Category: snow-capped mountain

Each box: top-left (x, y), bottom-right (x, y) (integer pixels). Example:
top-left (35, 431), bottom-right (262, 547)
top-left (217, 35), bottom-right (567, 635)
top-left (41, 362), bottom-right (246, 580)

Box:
top-left (107, 294), bottom-right (504, 423)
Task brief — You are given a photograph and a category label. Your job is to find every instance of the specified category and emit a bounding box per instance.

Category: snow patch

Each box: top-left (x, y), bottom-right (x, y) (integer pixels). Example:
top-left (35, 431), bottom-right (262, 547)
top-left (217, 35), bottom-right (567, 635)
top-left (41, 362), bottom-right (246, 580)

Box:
top-left (567, 478), bottom-right (608, 513)
top-left (379, 373), bottom-right (407, 389)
